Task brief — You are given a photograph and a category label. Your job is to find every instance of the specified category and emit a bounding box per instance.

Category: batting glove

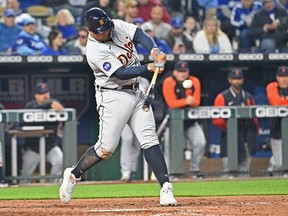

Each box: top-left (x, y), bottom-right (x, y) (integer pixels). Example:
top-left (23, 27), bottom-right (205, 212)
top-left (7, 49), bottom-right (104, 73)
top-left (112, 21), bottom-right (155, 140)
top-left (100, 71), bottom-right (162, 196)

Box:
top-left (150, 47), bottom-right (167, 63)
top-left (147, 61), bottom-right (165, 73)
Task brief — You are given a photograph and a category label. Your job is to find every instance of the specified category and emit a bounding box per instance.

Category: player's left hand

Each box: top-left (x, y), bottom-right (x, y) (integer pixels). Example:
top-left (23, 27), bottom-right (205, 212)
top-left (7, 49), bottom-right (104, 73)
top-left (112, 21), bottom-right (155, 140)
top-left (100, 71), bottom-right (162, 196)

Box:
top-left (150, 47), bottom-right (166, 63)
top-left (147, 61), bottom-right (165, 73)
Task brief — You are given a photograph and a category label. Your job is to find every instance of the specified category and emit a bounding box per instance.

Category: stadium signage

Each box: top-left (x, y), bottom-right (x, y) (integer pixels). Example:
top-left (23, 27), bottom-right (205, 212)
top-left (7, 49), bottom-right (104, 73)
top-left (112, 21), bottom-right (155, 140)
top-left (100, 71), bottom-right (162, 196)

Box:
top-left (20, 111), bottom-right (69, 122)
top-left (208, 54), bottom-right (234, 61)
top-left (0, 112), bottom-right (7, 122)
top-left (179, 54), bottom-right (204, 61)
top-left (238, 53), bottom-right (263, 61)
top-left (57, 55), bottom-right (84, 62)
top-left (252, 107), bottom-right (288, 118)
top-left (186, 107), bottom-right (235, 119)
top-left (27, 56), bottom-right (53, 62)
top-left (0, 56), bottom-right (22, 63)
top-left (268, 53), bottom-right (288, 60)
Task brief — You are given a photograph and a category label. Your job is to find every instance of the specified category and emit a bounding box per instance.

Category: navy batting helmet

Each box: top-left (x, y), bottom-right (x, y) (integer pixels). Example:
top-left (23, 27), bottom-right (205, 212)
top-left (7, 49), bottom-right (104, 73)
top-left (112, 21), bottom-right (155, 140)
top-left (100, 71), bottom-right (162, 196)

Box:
top-left (85, 7), bottom-right (113, 34)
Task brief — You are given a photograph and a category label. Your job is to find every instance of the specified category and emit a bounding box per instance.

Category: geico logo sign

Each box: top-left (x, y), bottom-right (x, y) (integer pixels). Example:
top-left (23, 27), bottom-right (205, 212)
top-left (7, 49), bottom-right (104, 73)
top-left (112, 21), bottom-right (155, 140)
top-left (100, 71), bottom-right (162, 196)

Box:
top-left (268, 53), bottom-right (288, 60)
top-left (188, 108), bottom-right (232, 119)
top-left (0, 56), bottom-right (22, 63)
top-left (179, 54), bottom-right (204, 61)
top-left (255, 107), bottom-right (288, 118)
top-left (208, 54), bottom-right (233, 61)
top-left (0, 114), bottom-right (2, 122)
top-left (23, 112), bottom-right (68, 122)
top-left (57, 55), bottom-right (84, 62)
top-left (238, 53), bottom-right (263, 60)
top-left (27, 56), bottom-right (53, 62)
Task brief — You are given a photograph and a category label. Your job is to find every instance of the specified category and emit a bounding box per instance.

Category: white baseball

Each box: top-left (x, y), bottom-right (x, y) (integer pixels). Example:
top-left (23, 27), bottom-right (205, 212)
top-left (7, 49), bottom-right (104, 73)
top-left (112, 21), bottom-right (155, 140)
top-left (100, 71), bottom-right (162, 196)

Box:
top-left (182, 79), bottom-right (193, 89)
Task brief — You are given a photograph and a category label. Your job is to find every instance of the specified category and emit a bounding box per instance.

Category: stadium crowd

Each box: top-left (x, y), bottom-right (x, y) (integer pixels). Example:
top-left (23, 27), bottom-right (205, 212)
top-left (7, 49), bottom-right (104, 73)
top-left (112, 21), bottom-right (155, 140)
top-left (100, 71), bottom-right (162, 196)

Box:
top-left (1, 0), bottom-right (288, 55)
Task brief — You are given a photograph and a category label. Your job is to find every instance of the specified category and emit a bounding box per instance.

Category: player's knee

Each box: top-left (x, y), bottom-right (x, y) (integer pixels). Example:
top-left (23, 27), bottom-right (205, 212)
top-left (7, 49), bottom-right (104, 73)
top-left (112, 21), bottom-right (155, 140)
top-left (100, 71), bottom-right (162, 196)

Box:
top-left (96, 147), bottom-right (112, 159)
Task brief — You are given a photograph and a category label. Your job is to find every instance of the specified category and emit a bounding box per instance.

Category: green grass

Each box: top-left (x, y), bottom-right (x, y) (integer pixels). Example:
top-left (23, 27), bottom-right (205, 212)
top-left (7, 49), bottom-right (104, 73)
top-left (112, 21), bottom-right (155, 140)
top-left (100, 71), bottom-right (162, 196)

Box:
top-left (0, 179), bottom-right (287, 200)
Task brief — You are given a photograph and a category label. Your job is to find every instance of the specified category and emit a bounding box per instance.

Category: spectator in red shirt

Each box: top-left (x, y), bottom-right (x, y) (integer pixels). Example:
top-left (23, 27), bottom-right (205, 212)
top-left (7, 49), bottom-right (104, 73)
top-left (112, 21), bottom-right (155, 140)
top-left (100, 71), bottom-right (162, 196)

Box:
top-left (137, 0), bottom-right (171, 24)
top-left (266, 66), bottom-right (288, 176)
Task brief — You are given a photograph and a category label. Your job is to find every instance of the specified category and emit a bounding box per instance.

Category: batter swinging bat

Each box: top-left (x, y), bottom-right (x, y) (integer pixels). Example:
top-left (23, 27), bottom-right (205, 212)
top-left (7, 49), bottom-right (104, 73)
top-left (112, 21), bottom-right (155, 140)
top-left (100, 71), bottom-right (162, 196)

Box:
top-left (143, 67), bottom-right (160, 112)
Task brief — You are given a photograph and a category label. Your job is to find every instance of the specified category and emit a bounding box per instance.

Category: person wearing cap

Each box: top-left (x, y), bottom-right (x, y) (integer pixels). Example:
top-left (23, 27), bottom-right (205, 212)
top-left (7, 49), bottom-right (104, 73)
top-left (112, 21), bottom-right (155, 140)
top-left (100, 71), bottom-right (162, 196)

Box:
top-left (249, 0), bottom-right (288, 52)
top-left (193, 16), bottom-right (233, 54)
top-left (213, 69), bottom-right (257, 178)
top-left (147, 5), bottom-right (171, 40)
top-left (266, 66), bottom-right (288, 176)
top-left (0, 9), bottom-right (21, 54)
top-left (11, 16), bottom-right (48, 55)
top-left (20, 82), bottom-right (64, 184)
top-left (162, 61), bottom-right (206, 179)
top-left (133, 17), bottom-right (144, 26)
top-left (136, 22), bottom-right (171, 54)
top-left (137, 0), bottom-right (171, 24)
top-left (6, 0), bottom-right (22, 16)
top-left (230, 0), bottom-right (263, 52)
top-left (163, 17), bottom-right (194, 54)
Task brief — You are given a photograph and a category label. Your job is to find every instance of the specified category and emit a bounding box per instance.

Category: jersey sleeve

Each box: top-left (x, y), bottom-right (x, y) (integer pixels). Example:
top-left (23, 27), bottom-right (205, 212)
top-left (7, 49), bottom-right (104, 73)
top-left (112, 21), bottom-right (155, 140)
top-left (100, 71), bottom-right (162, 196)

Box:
top-left (114, 19), bottom-right (138, 41)
top-left (212, 93), bottom-right (227, 131)
top-left (266, 82), bottom-right (288, 105)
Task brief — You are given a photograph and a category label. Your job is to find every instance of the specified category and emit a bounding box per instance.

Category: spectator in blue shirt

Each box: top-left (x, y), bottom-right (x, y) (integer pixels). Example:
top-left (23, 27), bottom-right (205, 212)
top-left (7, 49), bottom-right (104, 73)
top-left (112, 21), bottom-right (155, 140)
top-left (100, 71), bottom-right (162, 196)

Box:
top-left (136, 22), bottom-right (172, 54)
top-left (56, 9), bottom-right (78, 41)
top-left (0, 9), bottom-right (21, 54)
top-left (11, 17), bottom-right (48, 55)
top-left (231, 0), bottom-right (262, 52)
top-left (42, 29), bottom-right (68, 56)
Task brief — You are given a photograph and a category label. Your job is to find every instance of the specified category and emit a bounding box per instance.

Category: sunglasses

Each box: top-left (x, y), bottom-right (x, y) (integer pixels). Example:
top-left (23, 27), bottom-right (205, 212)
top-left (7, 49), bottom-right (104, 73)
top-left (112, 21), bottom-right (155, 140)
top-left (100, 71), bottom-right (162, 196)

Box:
top-left (78, 35), bottom-right (87, 39)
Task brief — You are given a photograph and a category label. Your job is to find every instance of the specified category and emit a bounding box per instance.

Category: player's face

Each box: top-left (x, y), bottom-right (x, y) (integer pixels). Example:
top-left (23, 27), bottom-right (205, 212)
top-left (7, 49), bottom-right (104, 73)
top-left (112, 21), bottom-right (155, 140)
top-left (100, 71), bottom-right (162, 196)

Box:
top-left (229, 78), bottom-right (244, 90)
top-left (241, 0), bottom-right (253, 9)
top-left (88, 28), bottom-right (112, 42)
top-left (173, 70), bottom-right (189, 82)
top-left (277, 75), bottom-right (288, 89)
top-left (35, 92), bottom-right (51, 105)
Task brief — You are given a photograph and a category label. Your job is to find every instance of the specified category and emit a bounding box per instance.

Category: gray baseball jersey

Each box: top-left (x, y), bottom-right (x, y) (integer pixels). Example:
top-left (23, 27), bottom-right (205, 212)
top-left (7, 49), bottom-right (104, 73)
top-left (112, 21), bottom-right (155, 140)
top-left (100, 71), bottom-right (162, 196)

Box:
top-left (86, 19), bottom-right (140, 89)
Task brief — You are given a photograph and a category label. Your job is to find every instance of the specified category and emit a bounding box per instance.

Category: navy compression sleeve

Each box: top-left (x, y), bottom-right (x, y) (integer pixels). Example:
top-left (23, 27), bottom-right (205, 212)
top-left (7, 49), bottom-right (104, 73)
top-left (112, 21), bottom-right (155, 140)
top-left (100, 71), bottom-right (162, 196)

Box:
top-left (113, 65), bottom-right (149, 80)
top-left (133, 27), bottom-right (157, 51)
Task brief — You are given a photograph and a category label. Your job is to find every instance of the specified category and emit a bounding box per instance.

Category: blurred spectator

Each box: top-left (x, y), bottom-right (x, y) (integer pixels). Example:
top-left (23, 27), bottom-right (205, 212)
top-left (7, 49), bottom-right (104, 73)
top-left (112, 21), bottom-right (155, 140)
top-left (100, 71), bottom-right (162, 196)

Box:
top-left (0, 9), bottom-right (21, 55)
top-left (56, 9), bottom-right (78, 41)
top-left (124, 0), bottom-right (138, 23)
top-left (276, 0), bottom-right (288, 11)
top-left (114, 0), bottom-right (126, 19)
top-left (266, 66), bottom-right (288, 176)
top-left (42, 29), bottom-right (68, 55)
top-left (120, 77), bottom-right (149, 182)
top-left (162, 61), bottom-right (206, 179)
top-left (163, 17), bottom-right (193, 54)
top-left (66, 27), bottom-right (88, 55)
top-left (0, 0), bottom-right (6, 7)
top-left (0, 103), bottom-right (8, 187)
top-left (147, 5), bottom-right (171, 39)
top-left (213, 69), bottom-right (257, 178)
top-left (81, 0), bottom-right (112, 25)
top-left (249, 0), bottom-right (288, 52)
top-left (183, 16), bottom-right (200, 48)
top-left (132, 17), bottom-right (144, 26)
top-left (11, 17), bottom-right (48, 55)
top-left (136, 22), bottom-right (171, 54)
top-left (6, 0), bottom-right (22, 16)
top-left (193, 17), bottom-right (233, 53)
top-left (231, 0), bottom-right (262, 52)
top-left (18, 0), bottom-right (41, 10)
top-left (20, 82), bottom-right (64, 184)
top-left (137, 0), bottom-right (171, 24)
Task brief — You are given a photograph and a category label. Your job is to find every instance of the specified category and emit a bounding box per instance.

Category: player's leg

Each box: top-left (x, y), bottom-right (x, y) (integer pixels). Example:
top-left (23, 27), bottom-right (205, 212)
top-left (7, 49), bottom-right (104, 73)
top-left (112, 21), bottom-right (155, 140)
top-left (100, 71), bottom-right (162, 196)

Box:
top-left (46, 146), bottom-right (63, 183)
top-left (120, 125), bottom-right (134, 181)
top-left (128, 91), bottom-right (177, 206)
top-left (185, 122), bottom-right (206, 179)
top-left (130, 135), bottom-right (141, 179)
top-left (20, 149), bottom-right (40, 184)
top-left (270, 138), bottom-right (283, 176)
top-left (60, 90), bottom-right (135, 203)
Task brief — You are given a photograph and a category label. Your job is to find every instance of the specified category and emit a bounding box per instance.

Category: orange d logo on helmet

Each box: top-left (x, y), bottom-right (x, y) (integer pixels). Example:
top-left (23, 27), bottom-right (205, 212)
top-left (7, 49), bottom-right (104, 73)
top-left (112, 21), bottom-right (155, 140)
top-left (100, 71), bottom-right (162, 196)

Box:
top-left (99, 19), bottom-right (105, 26)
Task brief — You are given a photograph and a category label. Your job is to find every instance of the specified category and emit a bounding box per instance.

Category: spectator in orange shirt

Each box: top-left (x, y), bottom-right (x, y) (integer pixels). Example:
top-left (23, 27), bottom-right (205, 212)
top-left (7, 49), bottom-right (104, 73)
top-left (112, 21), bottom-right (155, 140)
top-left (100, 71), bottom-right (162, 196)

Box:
top-left (213, 69), bottom-right (257, 178)
top-left (266, 66), bottom-right (288, 176)
top-left (162, 61), bottom-right (206, 179)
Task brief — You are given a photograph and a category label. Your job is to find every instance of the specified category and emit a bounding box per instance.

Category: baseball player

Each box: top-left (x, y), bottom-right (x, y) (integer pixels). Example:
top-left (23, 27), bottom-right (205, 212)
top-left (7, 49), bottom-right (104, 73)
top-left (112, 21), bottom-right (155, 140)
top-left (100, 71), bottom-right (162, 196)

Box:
top-left (120, 77), bottom-right (149, 182)
top-left (59, 7), bottom-right (177, 206)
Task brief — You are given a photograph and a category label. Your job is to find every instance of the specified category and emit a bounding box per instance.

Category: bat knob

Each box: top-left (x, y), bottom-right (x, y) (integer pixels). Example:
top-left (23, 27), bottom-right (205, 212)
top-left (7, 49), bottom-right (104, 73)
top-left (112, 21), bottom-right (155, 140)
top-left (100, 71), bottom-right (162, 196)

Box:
top-left (143, 106), bottom-right (150, 112)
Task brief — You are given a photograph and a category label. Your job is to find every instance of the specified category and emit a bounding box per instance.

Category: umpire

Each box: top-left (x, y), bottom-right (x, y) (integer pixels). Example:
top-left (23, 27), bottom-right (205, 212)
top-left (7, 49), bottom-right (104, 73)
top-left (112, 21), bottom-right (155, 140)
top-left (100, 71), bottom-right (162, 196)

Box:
top-left (213, 69), bottom-right (258, 178)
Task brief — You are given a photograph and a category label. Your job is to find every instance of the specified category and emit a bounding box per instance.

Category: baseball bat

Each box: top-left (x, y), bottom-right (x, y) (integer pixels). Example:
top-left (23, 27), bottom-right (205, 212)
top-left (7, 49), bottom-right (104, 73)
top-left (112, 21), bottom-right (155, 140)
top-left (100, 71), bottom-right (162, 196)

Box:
top-left (142, 67), bottom-right (160, 112)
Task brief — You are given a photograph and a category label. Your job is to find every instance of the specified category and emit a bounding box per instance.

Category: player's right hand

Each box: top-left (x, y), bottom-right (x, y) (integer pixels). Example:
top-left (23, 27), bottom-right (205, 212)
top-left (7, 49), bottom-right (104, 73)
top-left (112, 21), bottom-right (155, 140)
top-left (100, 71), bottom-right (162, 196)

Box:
top-left (147, 62), bottom-right (165, 73)
top-left (150, 47), bottom-right (167, 63)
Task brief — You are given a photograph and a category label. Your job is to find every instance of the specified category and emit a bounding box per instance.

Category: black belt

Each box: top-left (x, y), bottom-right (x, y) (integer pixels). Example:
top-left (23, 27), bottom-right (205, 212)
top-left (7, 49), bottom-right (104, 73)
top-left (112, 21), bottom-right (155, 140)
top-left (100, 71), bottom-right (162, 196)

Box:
top-left (97, 82), bottom-right (139, 91)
